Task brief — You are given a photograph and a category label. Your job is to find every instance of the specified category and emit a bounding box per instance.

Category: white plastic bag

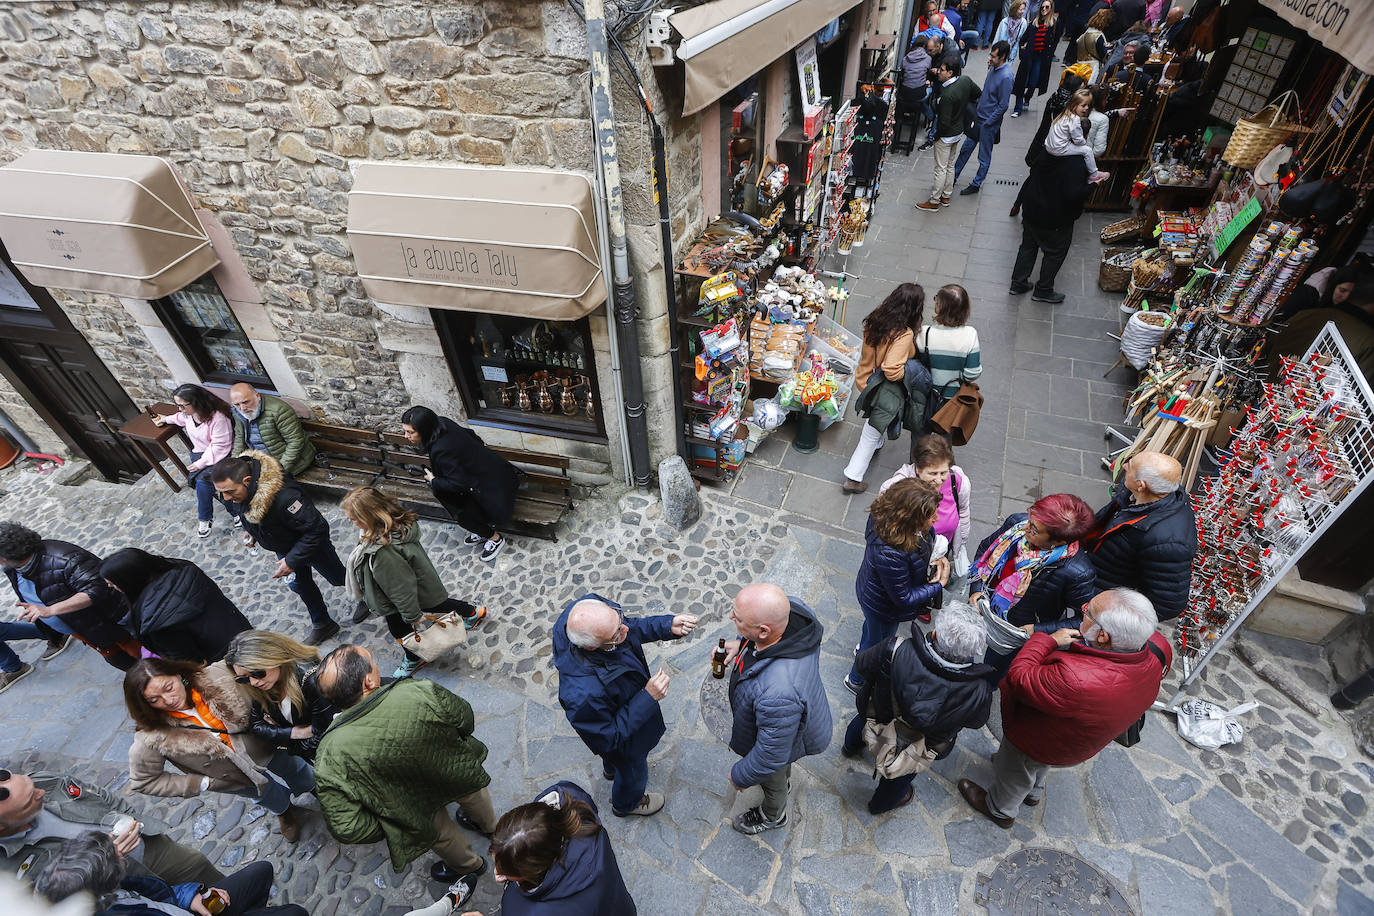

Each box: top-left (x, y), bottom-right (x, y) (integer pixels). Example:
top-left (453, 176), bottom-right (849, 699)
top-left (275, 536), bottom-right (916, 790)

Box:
top-left (1172, 699), bottom-right (1258, 749)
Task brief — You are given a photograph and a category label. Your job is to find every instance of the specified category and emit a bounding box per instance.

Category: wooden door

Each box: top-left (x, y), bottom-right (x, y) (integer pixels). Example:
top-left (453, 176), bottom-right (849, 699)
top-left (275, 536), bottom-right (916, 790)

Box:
top-left (0, 244), bottom-right (148, 481)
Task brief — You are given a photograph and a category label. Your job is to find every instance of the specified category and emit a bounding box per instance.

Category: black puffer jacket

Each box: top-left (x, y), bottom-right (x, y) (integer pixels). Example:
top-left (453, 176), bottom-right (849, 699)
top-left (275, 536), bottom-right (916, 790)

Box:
top-left (1089, 488), bottom-right (1197, 621)
top-left (853, 633), bottom-right (995, 750)
top-left (855, 517), bottom-right (942, 623)
top-left (237, 450), bottom-right (335, 571)
top-left (4, 540), bottom-right (131, 648)
top-left (426, 416), bottom-right (520, 526)
top-left (247, 666), bottom-right (337, 763)
top-left (968, 514), bottom-right (1098, 628)
top-left (127, 563), bottom-right (252, 663)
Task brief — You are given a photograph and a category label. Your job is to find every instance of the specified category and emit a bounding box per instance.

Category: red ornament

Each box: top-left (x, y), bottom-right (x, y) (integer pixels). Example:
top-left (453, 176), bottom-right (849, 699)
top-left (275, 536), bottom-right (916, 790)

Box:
top-left (65, 783), bottom-right (81, 799)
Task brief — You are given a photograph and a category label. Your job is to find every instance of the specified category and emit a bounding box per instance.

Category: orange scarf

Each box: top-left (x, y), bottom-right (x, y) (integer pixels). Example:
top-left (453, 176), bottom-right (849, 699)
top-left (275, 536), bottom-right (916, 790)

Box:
top-left (168, 687), bottom-right (234, 750)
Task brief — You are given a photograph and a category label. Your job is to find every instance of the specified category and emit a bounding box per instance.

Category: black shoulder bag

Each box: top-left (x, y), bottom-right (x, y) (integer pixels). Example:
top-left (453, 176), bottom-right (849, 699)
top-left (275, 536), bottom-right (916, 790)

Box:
top-left (1114, 640), bottom-right (1169, 748)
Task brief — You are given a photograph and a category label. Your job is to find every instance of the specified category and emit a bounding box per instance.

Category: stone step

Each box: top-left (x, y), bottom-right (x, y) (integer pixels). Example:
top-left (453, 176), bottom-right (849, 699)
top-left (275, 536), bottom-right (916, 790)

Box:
top-left (1248, 569), bottom-right (1365, 644)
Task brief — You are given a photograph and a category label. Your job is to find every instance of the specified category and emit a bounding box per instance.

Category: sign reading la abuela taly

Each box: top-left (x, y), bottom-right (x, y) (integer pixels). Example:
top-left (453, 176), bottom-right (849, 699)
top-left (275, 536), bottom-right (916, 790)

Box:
top-left (346, 163), bottom-right (606, 321)
top-left (1257, 0), bottom-right (1373, 78)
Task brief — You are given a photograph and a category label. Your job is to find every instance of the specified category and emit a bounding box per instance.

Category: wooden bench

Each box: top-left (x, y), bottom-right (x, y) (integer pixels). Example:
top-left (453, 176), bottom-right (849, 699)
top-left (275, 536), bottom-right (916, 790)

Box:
top-left (291, 419), bottom-right (574, 540)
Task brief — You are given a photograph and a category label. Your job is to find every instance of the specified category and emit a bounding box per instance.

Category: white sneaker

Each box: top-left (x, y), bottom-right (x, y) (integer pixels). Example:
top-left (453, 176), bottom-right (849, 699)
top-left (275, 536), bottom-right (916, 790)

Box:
top-left (197, 520), bottom-right (212, 538)
top-left (405, 878), bottom-right (475, 916)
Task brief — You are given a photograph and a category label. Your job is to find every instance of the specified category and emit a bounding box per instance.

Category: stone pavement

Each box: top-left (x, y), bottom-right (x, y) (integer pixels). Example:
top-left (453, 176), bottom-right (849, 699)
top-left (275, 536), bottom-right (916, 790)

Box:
top-left (1, 48), bottom-right (1372, 916)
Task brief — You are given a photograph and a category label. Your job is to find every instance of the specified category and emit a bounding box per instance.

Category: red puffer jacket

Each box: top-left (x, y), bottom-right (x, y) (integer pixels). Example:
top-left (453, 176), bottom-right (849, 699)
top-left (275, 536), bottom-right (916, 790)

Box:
top-left (1000, 631), bottom-right (1171, 766)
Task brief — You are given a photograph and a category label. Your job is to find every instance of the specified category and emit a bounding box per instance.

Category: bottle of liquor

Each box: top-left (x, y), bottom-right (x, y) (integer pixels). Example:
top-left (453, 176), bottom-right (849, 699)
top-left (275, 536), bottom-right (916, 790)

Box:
top-left (711, 638), bottom-right (728, 679)
top-left (198, 887), bottom-right (226, 915)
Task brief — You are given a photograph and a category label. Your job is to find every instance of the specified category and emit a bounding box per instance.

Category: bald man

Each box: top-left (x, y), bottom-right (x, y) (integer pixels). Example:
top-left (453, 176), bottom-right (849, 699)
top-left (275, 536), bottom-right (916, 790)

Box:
top-left (1087, 451), bottom-right (1197, 621)
top-left (551, 594), bottom-right (698, 817)
top-left (721, 583), bottom-right (832, 835)
top-left (1160, 5), bottom-right (1190, 48)
top-left (229, 383), bottom-right (315, 477)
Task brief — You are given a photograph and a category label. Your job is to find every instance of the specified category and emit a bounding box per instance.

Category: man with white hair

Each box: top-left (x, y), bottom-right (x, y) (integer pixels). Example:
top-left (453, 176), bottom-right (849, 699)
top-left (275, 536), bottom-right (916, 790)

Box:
top-left (841, 601), bottom-right (997, 814)
top-left (1087, 450), bottom-right (1197, 621)
top-left (720, 583), bottom-right (832, 835)
top-left (551, 594), bottom-right (699, 817)
top-left (959, 588), bottom-right (1171, 827)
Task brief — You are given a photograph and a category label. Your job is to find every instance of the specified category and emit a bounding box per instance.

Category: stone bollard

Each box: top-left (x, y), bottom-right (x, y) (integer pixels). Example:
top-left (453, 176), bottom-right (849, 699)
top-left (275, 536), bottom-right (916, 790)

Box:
top-left (658, 455), bottom-right (702, 530)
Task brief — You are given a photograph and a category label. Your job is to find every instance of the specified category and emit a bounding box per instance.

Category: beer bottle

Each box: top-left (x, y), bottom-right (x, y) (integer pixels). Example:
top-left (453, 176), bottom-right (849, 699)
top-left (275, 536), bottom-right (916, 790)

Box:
top-left (711, 638), bottom-right (728, 679)
top-left (198, 887), bottom-right (226, 915)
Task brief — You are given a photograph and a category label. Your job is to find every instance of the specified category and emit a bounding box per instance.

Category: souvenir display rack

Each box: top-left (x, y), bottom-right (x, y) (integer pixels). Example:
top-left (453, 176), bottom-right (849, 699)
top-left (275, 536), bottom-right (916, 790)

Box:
top-left (1165, 323), bottom-right (1374, 707)
top-left (1085, 76), bottom-right (1172, 211)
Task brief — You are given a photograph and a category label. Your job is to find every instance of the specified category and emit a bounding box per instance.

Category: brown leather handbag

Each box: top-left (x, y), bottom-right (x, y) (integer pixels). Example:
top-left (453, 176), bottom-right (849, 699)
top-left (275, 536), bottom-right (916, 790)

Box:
top-left (929, 381), bottom-right (984, 446)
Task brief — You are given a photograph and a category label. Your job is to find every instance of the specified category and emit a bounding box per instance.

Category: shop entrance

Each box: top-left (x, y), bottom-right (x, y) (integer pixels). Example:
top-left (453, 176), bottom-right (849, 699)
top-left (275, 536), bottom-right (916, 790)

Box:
top-left (0, 243), bottom-right (147, 481)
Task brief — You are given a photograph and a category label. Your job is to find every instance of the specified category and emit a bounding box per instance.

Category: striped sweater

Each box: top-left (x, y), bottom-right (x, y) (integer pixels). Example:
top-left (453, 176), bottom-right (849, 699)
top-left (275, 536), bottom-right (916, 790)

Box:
top-left (917, 324), bottom-right (982, 398)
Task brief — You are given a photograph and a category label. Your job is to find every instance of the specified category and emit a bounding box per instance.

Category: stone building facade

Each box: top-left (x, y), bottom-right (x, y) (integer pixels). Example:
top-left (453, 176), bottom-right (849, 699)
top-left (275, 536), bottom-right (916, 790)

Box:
top-left (0, 0), bottom-right (705, 484)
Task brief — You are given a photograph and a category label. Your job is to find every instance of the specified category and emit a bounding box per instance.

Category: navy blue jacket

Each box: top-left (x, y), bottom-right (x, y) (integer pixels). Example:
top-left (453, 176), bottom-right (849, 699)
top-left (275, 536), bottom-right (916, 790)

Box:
top-left (855, 517), bottom-right (942, 623)
top-left (500, 781), bottom-right (636, 915)
top-left (100, 872), bottom-right (198, 915)
top-left (1089, 488), bottom-right (1197, 621)
top-left (968, 513), bottom-right (1098, 630)
top-left (853, 633), bottom-right (996, 749)
top-left (552, 594), bottom-right (678, 762)
top-left (727, 599), bottom-right (833, 787)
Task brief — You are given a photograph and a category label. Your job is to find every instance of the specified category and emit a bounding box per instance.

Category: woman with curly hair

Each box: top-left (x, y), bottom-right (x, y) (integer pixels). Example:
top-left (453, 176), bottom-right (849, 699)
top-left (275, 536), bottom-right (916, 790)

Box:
top-left (843, 282), bottom-right (925, 494)
top-left (845, 478), bottom-right (949, 694)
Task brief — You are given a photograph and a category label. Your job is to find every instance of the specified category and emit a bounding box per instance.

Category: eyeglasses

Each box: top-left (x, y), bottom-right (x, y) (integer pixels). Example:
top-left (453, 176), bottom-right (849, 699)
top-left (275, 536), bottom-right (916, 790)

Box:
top-left (234, 669), bottom-right (268, 684)
top-left (599, 610), bottom-right (629, 651)
top-left (0, 768), bottom-right (10, 802)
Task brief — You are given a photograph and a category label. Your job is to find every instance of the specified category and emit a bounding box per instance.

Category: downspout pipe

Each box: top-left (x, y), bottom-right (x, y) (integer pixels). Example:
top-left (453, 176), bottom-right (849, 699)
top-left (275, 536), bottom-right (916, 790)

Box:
top-left (584, 0), bottom-right (653, 487)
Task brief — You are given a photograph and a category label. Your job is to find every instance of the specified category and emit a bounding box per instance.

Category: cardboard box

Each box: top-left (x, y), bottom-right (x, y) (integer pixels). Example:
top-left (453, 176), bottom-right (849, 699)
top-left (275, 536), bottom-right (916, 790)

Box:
top-left (803, 101), bottom-right (830, 139)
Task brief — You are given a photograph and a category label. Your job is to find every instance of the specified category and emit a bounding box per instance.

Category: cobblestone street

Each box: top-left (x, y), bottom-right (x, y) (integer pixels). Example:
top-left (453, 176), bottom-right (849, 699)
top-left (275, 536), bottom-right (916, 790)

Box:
top-left (1, 44), bottom-right (1372, 916)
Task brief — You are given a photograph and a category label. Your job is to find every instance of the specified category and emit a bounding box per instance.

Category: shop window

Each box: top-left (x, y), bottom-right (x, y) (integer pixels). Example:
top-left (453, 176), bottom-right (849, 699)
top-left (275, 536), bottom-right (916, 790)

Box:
top-left (434, 311), bottom-right (605, 441)
top-left (150, 274), bottom-right (274, 388)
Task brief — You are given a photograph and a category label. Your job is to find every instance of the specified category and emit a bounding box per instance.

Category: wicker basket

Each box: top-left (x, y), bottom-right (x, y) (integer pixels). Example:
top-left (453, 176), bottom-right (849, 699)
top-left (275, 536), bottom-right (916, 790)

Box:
top-left (1099, 246), bottom-right (1141, 293)
top-left (1223, 91), bottom-right (1311, 170)
top-left (1101, 214), bottom-right (1147, 244)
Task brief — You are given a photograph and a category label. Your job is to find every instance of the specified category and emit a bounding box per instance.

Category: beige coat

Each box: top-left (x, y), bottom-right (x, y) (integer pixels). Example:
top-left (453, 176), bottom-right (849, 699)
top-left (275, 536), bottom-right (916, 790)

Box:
top-left (856, 328), bottom-right (916, 392)
top-left (128, 663), bottom-right (275, 798)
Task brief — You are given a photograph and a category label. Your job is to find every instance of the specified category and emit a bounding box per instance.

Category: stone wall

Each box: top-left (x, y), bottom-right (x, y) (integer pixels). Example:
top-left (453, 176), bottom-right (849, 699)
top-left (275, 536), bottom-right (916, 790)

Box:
top-left (0, 0), bottom-right (705, 483)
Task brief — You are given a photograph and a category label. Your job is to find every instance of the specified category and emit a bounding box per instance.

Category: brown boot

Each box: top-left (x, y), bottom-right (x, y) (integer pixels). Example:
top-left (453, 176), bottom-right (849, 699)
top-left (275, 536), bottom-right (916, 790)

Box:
top-left (958, 778), bottom-right (1015, 829)
top-left (277, 804), bottom-right (303, 842)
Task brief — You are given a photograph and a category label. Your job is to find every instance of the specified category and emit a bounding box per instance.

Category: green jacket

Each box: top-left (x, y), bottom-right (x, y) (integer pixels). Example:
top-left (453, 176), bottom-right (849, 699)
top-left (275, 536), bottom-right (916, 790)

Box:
top-left (314, 678), bottom-right (490, 870)
top-left (0, 773), bottom-right (171, 882)
top-left (934, 74), bottom-right (981, 140)
top-left (232, 394), bottom-right (316, 477)
top-left (354, 524), bottom-right (450, 624)
top-left (854, 376), bottom-right (928, 439)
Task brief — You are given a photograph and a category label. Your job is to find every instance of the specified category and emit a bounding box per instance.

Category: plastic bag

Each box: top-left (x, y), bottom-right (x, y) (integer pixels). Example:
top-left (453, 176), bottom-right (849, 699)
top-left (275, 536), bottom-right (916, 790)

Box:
top-left (1173, 699), bottom-right (1257, 749)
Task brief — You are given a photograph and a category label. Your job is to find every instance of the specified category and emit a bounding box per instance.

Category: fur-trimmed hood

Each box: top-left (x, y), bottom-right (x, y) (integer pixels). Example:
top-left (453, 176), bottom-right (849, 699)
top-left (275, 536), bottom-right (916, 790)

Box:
top-left (239, 449), bottom-right (284, 525)
top-left (131, 663), bottom-right (270, 788)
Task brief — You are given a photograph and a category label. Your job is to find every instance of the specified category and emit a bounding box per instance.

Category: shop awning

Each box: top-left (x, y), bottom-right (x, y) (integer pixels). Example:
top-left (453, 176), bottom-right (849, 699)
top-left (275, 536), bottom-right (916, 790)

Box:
top-left (0, 150), bottom-right (218, 299)
top-left (346, 163), bottom-right (605, 320)
top-left (671, 0), bottom-right (858, 116)
top-left (1254, 0), bottom-right (1374, 77)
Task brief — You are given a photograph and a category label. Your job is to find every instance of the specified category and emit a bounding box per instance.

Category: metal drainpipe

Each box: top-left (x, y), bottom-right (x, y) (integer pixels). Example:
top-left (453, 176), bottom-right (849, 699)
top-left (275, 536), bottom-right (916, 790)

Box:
top-left (584, 0), bottom-right (653, 487)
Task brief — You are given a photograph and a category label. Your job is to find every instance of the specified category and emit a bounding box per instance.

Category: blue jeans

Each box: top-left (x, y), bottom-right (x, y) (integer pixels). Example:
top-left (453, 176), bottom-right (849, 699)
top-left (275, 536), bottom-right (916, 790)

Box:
top-left (924, 102), bottom-right (938, 141)
top-left (278, 545), bottom-right (346, 627)
top-left (846, 612), bottom-right (900, 688)
top-left (0, 620), bottom-right (43, 673)
top-left (188, 451), bottom-right (225, 523)
top-left (977, 10), bottom-right (998, 44)
top-left (843, 713), bottom-right (920, 813)
top-left (241, 750), bottom-right (315, 815)
top-left (603, 750), bottom-right (650, 814)
top-left (954, 126), bottom-right (998, 187)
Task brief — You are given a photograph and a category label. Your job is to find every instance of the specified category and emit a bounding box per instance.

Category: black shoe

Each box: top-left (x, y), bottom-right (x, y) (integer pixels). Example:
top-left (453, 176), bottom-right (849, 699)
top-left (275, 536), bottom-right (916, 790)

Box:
top-left (479, 536), bottom-right (504, 563)
top-left (350, 600), bottom-right (371, 624)
top-left (454, 809), bottom-right (493, 838)
top-left (602, 761), bottom-right (615, 781)
top-left (304, 620), bottom-right (341, 646)
top-left (430, 857), bottom-right (486, 886)
top-left (1032, 290), bottom-right (1066, 304)
top-left (960, 184), bottom-right (980, 195)
top-left (918, 140), bottom-right (934, 151)
top-left (1009, 282), bottom-right (1032, 295)
top-left (840, 743), bottom-right (863, 759)
top-left (41, 634), bottom-right (72, 661)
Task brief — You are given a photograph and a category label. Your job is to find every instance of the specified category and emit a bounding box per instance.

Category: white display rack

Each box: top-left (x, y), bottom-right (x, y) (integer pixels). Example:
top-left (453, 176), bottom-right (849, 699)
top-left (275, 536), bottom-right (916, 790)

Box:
top-left (1165, 321), bottom-right (1374, 708)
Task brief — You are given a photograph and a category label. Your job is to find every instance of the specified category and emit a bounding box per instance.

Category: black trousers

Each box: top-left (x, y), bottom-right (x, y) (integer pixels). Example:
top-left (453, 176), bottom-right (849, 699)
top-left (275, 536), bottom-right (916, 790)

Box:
top-left (444, 491), bottom-right (498, 539)
top-left (385, 597), bottom-right (477, 663)
top-left (1011, 220), bottom-right (1074, 294)
top-left (216, 860), bottom-right (307, 916)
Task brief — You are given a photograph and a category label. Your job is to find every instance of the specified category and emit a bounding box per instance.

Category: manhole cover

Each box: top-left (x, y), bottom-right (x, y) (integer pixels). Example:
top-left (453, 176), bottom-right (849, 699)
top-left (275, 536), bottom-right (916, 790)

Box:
top-left (976, 847), bottom-right (1135, 915)
top-left (700, 670), bottom-right (733, 743)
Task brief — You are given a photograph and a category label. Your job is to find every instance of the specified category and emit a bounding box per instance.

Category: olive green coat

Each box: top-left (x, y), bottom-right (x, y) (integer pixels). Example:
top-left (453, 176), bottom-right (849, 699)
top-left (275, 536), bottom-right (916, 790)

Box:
top-left (314, 678), bottom-right (490, 870)
top-left (232, 394), bottom-right (316, 477)
top-left (353, 524), bottom-right (449, 624)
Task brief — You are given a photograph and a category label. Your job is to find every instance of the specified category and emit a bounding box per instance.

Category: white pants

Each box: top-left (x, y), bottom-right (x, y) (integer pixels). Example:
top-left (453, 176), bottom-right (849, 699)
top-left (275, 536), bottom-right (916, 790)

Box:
top-left (843, 423), bottom-right (886, 483)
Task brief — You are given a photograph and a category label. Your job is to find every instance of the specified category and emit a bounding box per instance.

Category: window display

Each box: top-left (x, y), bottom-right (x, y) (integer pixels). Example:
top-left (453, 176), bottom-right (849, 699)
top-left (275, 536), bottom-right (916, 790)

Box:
top-left (435, 311), bottom-right (603, 439)
top-left (152, 274), bottom-right (273, 387)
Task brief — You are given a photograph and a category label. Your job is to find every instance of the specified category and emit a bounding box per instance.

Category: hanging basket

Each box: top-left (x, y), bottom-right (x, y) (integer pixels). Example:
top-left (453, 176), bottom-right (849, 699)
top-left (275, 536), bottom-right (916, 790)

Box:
top-left (1101, 214), bottom-right (1148, 244)
top-left (1099, 246), bottom-right (1142, 293)
top-left (1223, 91), bottom-right (1312, 170)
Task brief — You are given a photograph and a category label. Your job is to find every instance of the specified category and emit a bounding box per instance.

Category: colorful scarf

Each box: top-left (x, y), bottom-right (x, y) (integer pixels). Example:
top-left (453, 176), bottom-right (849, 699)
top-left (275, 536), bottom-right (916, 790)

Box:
top-left (972, 520), bottom-right (1077, 617)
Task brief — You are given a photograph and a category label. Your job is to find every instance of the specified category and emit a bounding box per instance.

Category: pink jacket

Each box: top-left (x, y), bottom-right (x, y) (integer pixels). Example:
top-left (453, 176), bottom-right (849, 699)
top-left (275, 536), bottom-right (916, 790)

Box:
top-left (161, 410), bottom-right (232, 472)
top-left (879, 464), bottom-right (972, 560)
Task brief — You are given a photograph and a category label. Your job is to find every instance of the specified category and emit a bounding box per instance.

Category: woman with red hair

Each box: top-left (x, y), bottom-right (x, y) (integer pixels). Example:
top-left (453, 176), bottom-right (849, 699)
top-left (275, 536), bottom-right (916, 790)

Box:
top-left (969, 493), bottom-right (1098, 680)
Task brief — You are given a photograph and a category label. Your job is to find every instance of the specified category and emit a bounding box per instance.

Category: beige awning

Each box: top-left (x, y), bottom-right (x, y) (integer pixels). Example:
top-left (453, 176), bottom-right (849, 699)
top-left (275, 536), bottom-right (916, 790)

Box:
top-left (672, 0), bottom-right (859, 116)
top-left (0, 150), bottom-right (218, 299)
top-left (1254, 0), bottom-right (1374, 78)
top-left (346, 163), bottom-right (605, 321)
